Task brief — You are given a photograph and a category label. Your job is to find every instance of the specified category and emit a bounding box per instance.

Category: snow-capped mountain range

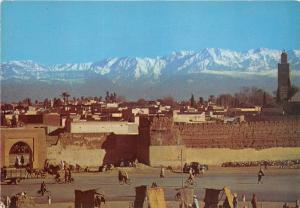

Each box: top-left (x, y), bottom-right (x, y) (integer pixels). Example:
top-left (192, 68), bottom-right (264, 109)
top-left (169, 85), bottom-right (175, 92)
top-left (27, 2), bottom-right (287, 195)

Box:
top-left (1, 48), bottom-right (300, 102)
top-left (2, 48), bottom-right (300, 81)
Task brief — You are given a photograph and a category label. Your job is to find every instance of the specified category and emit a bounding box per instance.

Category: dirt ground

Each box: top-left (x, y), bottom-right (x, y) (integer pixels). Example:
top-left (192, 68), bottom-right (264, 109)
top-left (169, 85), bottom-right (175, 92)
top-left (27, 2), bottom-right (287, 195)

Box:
top-left (36, 201), bottom-right (289, 208)
top-left (1, 166), bottom-right (299, 207)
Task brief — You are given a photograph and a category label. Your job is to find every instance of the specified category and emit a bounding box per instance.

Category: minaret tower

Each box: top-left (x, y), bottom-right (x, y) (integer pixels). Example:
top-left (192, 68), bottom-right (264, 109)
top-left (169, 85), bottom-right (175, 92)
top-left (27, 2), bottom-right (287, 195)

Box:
top-left (277, 51), bottom-right (291, 101)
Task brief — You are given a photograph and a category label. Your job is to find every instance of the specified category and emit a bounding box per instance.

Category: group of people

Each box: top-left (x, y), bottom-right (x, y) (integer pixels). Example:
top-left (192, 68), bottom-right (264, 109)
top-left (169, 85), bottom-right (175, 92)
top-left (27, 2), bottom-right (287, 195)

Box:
top-left (14, 155), bottom-right (25, 168)
top-left (54, 167), bottom-right (73, 183)
top-left (283, 200), bottom-right (300, 208)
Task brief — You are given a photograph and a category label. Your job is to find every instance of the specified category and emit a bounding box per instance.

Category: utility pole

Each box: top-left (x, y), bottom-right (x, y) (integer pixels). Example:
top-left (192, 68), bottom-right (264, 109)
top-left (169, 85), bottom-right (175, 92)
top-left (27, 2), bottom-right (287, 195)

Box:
top-left (181, 148), bottom-right (183, 188)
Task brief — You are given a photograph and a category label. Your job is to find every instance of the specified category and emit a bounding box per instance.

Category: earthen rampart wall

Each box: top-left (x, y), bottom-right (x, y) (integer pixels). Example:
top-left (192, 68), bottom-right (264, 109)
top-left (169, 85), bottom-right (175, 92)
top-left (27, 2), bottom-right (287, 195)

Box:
top-left (148, 117), bottom-right (300, 149)
top-left (47, 133), bottom-right (138, 166)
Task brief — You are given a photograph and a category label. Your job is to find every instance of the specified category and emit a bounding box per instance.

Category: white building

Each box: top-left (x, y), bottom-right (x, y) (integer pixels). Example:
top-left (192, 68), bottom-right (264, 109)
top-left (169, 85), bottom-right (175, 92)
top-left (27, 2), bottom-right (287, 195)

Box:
top-left (173, 110), bottom-right (206, 123)
top-left (68, 121), bottom-right (138, 135)
top-left (132, 108), bottom-right (149, 115)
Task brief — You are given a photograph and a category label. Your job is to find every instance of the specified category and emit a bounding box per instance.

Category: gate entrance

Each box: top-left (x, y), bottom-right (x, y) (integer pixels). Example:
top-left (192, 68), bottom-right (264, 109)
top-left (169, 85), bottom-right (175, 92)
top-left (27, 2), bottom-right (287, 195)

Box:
top-left (9, 142), bottom-right (33, 168)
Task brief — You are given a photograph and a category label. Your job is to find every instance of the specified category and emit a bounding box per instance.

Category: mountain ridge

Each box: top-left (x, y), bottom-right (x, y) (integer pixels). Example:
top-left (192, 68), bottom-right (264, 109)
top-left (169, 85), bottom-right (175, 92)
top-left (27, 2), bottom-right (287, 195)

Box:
top-left (2, 48), bottom-right (300, 82)
top-left (1, 48), bottom-right (300, 102)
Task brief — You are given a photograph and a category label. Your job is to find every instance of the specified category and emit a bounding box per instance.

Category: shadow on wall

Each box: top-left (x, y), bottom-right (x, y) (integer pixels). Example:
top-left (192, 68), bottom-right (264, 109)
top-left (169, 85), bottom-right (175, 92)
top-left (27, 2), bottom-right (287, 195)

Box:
top-left (102, 133), bottom-right (138, 165)
top-left (102, 134), bottom-right (117, 165)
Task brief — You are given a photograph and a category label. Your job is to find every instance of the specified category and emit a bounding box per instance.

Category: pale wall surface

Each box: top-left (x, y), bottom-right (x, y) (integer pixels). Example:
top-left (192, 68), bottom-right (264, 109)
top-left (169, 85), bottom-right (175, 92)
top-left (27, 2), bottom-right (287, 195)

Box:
top-left (47, 143), bottom-right (106, 167)
top-left (186, 147), bottom-right (300, 165)
top-left (46, 133), bottom-right (138, 167)
top-left (148, 146), bottom-right (300, 166)
top-left (69, 121), bottom-right (138, 135)
top-left (149, 145), bottom-right (186, 167)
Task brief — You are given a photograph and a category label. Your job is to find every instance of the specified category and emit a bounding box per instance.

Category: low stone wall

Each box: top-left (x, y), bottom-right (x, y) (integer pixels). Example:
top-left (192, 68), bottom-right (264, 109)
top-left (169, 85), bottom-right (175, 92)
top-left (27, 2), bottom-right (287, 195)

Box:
top-left (186, 147), bottom-right (300, 165)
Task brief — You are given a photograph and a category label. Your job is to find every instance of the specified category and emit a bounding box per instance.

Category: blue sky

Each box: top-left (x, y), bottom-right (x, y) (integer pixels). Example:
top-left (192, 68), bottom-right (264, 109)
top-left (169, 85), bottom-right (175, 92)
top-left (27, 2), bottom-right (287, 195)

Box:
top-left (2, 1), bottom-right (300, 64)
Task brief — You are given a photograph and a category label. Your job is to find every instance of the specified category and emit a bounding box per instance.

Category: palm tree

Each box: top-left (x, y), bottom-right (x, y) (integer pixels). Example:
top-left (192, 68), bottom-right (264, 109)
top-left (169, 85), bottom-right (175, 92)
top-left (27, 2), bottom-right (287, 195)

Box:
top-left (61, 92), bottom-right (70, 104)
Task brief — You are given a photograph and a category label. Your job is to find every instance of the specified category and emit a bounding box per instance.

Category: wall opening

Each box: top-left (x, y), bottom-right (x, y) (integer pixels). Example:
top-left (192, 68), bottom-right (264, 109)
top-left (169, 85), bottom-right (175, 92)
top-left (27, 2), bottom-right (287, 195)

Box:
top-left (9, 141), bottom-right (33, 168)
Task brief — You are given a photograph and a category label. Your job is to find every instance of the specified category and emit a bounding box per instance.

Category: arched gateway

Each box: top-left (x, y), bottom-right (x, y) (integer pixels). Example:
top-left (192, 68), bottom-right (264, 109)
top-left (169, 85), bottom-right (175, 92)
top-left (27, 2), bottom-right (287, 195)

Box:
top-left (9, 142), bottom-right (33, 167)
top-left (1, 128), bottom-right (47, 169)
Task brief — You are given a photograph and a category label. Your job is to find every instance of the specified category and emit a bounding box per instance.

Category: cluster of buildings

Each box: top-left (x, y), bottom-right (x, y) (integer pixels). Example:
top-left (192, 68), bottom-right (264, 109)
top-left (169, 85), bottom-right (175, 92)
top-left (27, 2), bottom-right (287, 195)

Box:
top-left (1, 51), bottom-right (299, 169)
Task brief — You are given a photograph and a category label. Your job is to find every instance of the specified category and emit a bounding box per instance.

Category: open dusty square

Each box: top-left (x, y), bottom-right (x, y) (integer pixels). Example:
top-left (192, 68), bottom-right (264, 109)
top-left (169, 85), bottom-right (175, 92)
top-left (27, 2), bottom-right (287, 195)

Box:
top-left (1, 166), bottom-right (299, 207)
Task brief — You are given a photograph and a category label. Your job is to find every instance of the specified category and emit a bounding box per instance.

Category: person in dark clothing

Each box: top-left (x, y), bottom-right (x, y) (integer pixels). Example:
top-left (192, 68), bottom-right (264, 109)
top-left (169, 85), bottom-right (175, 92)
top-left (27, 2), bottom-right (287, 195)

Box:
top-left (257, 168), bottom-right (265, 184)
top-left (40, 181), bottom-right (47, 196)
top-left (223, 197), bottom-right (231, 208)
top-left (251, 194), bottom-right (257, 208)
top-left (94, 194), bottom-right (105, 208)
top-left (20, 155), bottom-right (25, 167)
top-left (15, 157), bottom-right (19, 168)
top-left (55, 172), bottom-right (61, 183)
top-left (64, 169), bottom-right (69, 183)
top-left (68, 168), bottom-right (73, 182)
top-left (233, 193), bottom-right (238, 208)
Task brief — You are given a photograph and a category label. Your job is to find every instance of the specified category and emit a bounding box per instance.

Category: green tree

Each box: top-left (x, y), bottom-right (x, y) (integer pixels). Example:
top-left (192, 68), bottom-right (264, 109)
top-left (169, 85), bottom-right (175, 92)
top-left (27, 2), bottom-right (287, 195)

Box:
top-left (61, 92), bottom-right (70, 104)
top-left (198, 97), bottom-right (204, 105)
top-left (190, 94), bottom-right (195, 107)
top-left (263, 91), bottom-right (267, 106)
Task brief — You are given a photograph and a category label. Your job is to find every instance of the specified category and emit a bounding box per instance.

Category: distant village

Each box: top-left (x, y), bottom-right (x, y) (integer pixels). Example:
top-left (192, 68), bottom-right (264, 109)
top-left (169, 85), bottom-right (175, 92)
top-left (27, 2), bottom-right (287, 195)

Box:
top-left (1, 83), bottom-right (299, 130)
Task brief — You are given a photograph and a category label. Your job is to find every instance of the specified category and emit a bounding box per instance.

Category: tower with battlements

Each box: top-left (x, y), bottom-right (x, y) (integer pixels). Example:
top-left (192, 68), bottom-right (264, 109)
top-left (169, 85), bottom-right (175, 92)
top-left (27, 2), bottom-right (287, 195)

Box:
top-left (277, 51), bottom-right (291, 102)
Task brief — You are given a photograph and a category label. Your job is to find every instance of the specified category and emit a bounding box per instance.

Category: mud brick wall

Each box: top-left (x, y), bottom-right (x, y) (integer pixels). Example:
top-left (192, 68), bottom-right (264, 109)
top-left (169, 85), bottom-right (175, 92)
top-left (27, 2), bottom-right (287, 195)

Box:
top-left (145, 117), bottom-right (300, 149)
top-left (47, 132), bottom-right (138, 166)
top-left (139, 116), bottom-right (182, 145)
top-left (176, 120), bottom-right (300, 149)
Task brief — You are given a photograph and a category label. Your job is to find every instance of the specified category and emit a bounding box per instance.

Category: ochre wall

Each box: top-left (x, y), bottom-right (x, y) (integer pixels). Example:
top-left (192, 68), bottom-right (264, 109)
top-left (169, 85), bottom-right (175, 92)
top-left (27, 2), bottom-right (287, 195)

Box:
top-left (149, 145), bottom-right (186, 167)
top-left (186, 147), bottom-right (300, 165)
top-left (143, 117), bottom-right (300, 166)
top-left (1, 128), bottom-right (47, 169)
top-left (176, 120), bottom-right (300, 149)
top-left (148, 146), bottom-right (300, 166)
top-left (146, 117), bottom-right (300, 149)
top-left (46, 133), bottom-right (138, 167)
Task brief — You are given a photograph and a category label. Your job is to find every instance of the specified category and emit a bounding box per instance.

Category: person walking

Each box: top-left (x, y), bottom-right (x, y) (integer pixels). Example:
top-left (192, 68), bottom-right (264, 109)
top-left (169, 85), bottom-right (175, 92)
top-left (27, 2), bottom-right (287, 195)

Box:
top-left (0, 199), bottom-right (5, 208)
top-left (5, 196), bottom-right (11, 208)
top-left (251, 194), bottom-right (257, 208)
top-left (257, 167), bottom-right (265, 184)
top-left (187, 171), bottom-right (195, 185)
top-left (68, 168), bottom-right (72, 182)
top-left (160, 167), bottom-right (165, 178)
top-left (233, 193), bottom-right (238, 208)
top-left (40, 181), bottom-right (47, 196)
top-left (295, 200), bottom-right (299, 208)
top-left (192, 195), bottom-right (200, 208)
top-left (61, 160), bottom-right (65, 170)
top-left (242, 194), bottom-right (246, 208)
top-left (48, 193), bottom-right (52, 205)
top-left (64, 168), bottom-right (68, 183)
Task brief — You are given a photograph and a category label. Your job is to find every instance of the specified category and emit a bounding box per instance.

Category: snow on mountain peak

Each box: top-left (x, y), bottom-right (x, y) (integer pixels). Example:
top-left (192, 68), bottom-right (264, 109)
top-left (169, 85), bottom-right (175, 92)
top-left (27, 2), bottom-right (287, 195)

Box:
top-left (1, 48), bottom-right (300, 81)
